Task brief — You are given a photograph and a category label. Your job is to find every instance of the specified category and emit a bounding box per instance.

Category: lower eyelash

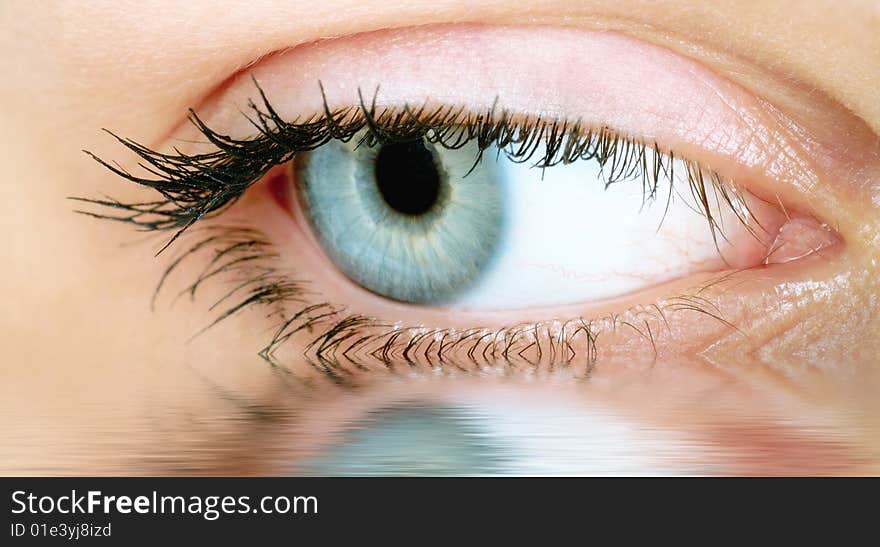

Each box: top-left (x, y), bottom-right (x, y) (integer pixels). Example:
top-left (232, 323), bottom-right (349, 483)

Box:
top-left (159, 225), bottom-right (738, 385)
top-left (153, 225), bottom-right (309, 334)
top-left (72, 79), bottom-right (759, 256)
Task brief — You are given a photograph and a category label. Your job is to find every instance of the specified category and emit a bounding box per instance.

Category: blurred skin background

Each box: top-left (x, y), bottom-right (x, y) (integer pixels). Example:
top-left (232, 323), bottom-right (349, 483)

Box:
top-left (1, 0), bottom-right (878, 475)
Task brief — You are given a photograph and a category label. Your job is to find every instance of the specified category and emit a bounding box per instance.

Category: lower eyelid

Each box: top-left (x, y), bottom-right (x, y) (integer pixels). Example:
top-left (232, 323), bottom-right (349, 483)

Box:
top-left (206, 173), bottom-right (845, 383)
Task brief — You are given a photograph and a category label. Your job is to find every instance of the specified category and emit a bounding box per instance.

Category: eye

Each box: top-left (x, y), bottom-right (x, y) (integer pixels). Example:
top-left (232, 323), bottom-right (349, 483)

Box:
top-left (78, 24), bottom-right (852, 377)
top-left (293, 129), bottom-right (788, 309)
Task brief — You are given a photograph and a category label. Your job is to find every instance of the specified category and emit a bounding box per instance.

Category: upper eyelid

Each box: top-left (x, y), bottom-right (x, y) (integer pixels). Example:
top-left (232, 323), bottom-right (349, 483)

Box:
top-left (95, 22), bottom-right (843, 199)
top-left (131, 8), bottom-right (875, 142)
top-left (76, 83), bottom-right (762, 254)
top-left (85, 25), bottom-right (860, 244)
top-left (218, 26), bottom-right (873, 229)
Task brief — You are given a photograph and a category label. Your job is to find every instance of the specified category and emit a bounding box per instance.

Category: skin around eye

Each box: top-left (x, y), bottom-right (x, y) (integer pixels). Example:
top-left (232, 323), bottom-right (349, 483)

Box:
top-left (144, 23), bottom-right (864, 378)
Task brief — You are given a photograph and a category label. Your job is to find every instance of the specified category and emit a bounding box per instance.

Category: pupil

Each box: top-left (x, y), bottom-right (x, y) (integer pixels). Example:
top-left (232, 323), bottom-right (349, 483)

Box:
top-left (374, 139), bottom-right (441, 215)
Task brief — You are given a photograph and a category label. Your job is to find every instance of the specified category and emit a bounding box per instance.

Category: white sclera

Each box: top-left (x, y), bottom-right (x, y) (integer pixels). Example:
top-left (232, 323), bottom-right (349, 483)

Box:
top-left (456, 148), bottom-right (744, 309)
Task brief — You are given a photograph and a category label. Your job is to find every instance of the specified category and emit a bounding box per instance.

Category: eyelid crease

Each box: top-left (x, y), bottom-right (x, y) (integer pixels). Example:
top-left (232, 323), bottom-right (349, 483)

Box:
top-left (73, 79), bottom-right (760, 256)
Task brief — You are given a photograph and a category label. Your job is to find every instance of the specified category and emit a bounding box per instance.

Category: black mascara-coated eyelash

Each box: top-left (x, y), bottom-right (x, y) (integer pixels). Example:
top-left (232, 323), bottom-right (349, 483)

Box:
top-left (73, 79), bottom-right (759, 254)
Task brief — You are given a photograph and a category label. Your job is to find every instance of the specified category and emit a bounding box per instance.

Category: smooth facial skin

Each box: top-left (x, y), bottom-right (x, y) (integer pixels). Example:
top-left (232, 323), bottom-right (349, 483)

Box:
top-left (1, 1), bottom-right (878, 475)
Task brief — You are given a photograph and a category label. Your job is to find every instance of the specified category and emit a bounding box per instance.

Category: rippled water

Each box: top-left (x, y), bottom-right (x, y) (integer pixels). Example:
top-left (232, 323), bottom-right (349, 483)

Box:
top-left (2, 360), bottom-right (878, 475)
top-left (292, 402), bottom-right (704, 475)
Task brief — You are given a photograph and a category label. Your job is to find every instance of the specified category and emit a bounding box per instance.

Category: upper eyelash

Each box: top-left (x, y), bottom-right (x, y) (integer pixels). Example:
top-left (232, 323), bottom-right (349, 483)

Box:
top-left (72, 79), bottom-right (760, 254)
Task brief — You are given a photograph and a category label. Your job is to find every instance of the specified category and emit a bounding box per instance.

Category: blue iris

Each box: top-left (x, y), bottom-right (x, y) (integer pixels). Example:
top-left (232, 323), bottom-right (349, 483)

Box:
top-left (296, 135), bottom-right (506, 304)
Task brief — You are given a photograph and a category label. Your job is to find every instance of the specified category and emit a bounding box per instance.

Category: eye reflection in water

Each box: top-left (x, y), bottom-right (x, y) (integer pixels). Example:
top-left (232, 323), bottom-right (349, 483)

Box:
top-left (279, 377), bottom-right (876, 476)
top-left (288, 399), bottom-right (699, 476)
top-left (136, 368), bottom-right (872, 476)
top-left (294, 405), bottom-right (511, 476)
